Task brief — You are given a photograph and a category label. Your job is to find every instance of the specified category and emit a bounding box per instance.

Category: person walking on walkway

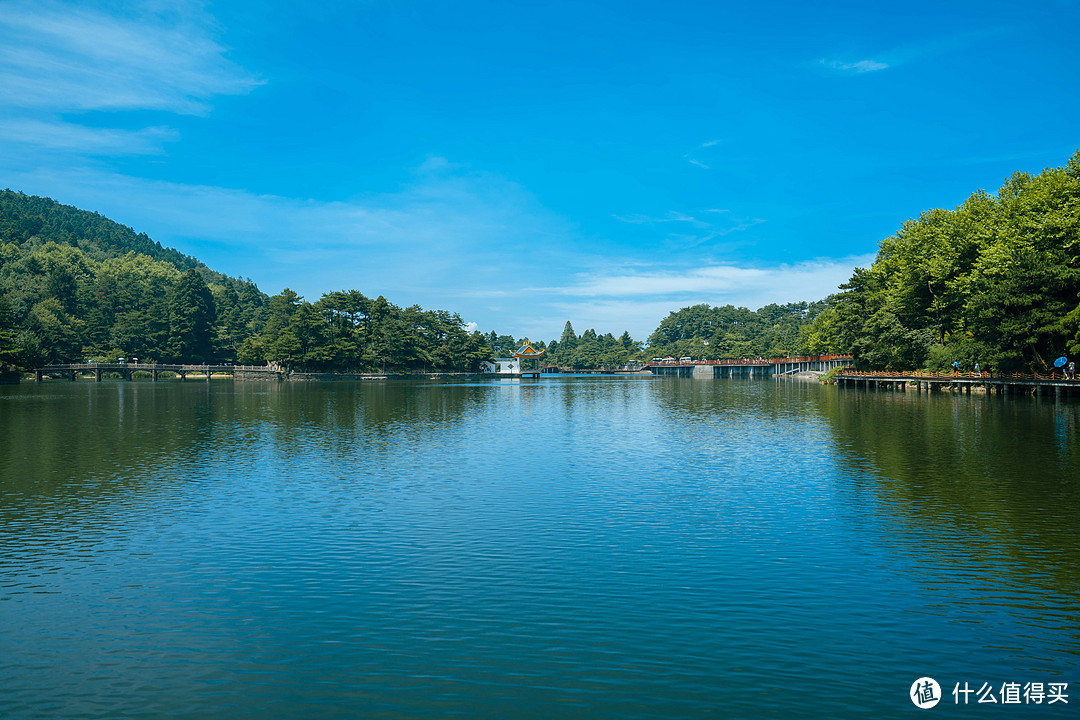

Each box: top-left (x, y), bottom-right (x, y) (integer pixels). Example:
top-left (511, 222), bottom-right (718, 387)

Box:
top-left (952, 360), bottom-right (959, 376)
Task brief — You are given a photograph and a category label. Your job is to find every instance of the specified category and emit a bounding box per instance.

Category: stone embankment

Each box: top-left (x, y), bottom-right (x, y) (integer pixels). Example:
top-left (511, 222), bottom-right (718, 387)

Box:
top-left (783, 370), bottom-right (825, 382)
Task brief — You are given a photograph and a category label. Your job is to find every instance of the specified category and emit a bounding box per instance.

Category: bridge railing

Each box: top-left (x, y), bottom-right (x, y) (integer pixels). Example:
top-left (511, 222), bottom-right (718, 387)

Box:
top-left (646, 354), bottom-right (852, 367)
top-left (838, 369), bottom-right (1078, 382)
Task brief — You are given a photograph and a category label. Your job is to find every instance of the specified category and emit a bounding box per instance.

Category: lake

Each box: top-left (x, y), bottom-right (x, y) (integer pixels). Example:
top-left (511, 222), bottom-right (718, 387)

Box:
top-left (1, 377), bottom-right (1076, 718)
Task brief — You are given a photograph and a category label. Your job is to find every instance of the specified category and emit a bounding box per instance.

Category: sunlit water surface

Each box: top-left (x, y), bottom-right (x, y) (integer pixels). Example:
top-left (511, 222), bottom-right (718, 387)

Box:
top-left (1, 377), bottom-right (1077, 718)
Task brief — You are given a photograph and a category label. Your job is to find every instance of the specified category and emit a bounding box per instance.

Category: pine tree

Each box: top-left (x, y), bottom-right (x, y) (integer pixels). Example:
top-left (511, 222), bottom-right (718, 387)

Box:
top-left (167, 269), bottom-right (217, 362)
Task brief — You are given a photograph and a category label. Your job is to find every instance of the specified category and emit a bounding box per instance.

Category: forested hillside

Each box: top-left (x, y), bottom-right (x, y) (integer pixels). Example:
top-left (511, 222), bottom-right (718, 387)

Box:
top-left (801, 151), bottom-right (1080, 372)
top-left (0, 190), bottom-right (268, 368)
top-left (0, 190), bottom-right (203, 270)
top-left (0, 190), bottom-right (494, 373)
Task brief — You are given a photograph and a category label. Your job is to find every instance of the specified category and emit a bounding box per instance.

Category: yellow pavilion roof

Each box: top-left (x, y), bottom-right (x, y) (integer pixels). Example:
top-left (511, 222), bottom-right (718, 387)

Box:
top-left (514, 343), bottom-right (545, 358)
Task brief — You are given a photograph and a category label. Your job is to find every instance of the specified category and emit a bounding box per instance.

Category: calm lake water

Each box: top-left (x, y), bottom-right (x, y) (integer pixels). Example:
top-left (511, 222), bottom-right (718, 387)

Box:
top-left (1, 377), bottom-right (1077, 718)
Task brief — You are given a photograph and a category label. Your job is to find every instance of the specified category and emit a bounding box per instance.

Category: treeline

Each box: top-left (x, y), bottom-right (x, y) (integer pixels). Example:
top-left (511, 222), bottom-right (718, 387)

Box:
top-left (478, 326), bottom-right (643, 369)
top-left (801, 151), bottom-right (1080, 372)
top-left (489, 304), bottom-right (824, 370)
top-left (543, 323), bottom-right (643, 368)
top-left (646, 302), bottom-right (828, 360)
top-left (237, 289), bottom-right (491, 373)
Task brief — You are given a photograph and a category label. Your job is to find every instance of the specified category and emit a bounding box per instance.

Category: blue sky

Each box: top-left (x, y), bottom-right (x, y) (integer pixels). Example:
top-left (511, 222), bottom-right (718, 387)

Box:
top-left (1, 0), bottom-right (1078, 341)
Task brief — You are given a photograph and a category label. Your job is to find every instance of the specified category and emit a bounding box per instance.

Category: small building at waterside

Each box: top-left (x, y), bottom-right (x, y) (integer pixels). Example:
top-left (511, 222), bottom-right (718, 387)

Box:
top-left (482, 358), bottom-right (522, 375)
top-left (481, 344), bottom-right (545, 377)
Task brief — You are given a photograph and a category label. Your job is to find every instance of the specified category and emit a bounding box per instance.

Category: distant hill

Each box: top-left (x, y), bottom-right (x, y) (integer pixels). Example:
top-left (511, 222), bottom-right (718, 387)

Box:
top-left (0, 189), bottom-right (249, 284)
top-left (0, 190), bottom-right (268, 367)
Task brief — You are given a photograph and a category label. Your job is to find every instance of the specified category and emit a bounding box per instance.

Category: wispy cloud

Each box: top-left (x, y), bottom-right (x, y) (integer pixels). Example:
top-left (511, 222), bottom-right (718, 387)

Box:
top-left (548, 258), bottom-right (872, 299)
top-left (684, 138), bottom-right (724, 169)
top-left (0, 0), bottom-right (261, 114)
top-left (507, 256), bottom-right (873, 341)
top-left (0, 118), bottom-right (177, 155)
top-left (613, 211), bottom-right (712, 228)
top-left (820, 58), bottom-right (889, 74)
top-left (0, 0), bottom-right (260, 159)
top-left (819, 28), bottom-right (1006, 77)
top-left (612, 209), bottom-right (765, 251)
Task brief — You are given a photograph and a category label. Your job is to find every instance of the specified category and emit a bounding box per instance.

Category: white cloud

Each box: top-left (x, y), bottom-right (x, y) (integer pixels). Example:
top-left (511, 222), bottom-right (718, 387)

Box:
top-left (817, 30), bottom-right (1001, 77)
top-left (821, 58), bottom-right (889, 73)
top-left (0, 118), bottom-right (177, 155)
top-left (486, 254), bottom-right (874, 341)
top-left (613, 211), bottom-right (714, 228)
top-left (0, 0), bottom-right (260, 162)
top-left (611, 209), bottom-right (767, 254)
top-left (0, 0), bottom-right (261, 115)
top-left (684, 139), bottom-right (725, 169)
top-left (546, 257), bottom-right (873, 300)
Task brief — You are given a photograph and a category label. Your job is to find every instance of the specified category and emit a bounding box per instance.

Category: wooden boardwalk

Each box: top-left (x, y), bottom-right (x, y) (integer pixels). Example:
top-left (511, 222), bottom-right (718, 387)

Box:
top-left (836, 369), bottom-right (1080, 398)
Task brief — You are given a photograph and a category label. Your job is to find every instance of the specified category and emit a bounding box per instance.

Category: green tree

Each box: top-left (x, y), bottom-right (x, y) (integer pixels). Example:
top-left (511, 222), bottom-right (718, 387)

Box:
top-left (0, 295), bottom-right (26, 371)
top-left (167, 269), bottom-right (217, 362)
top-left (27, 297), bottom-right (83, 363)
top-left (806, 150), bottom-right (1080, 372)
